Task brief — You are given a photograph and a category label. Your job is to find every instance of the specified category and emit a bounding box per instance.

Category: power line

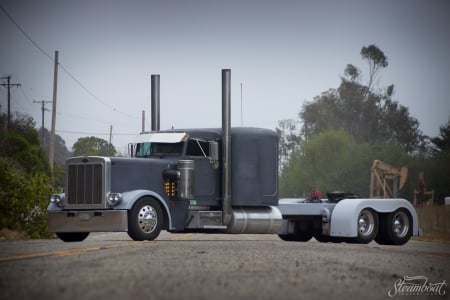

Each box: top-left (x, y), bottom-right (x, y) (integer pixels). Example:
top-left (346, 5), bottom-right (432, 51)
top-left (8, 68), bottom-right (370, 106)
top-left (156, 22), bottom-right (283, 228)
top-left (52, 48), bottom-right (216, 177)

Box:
top-left (58, 63), bottom-right (135, 119)
top-left (56, 129), bottom-right (137, 136)
top-left (56, 111), bottom-right (136, 127)
top-left (0, 4), bottom-right (54, 61)
top-left (0, 4), bottom-right (135, 119)
top-left (57, 111), bottom-right (110, 125)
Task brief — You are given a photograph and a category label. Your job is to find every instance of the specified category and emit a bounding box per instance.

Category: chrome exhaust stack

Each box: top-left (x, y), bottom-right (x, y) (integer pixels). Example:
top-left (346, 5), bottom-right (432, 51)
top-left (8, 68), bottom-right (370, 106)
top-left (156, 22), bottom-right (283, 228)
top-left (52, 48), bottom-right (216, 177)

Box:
top-left (222, 69), bottom-right (232, 226)
top-left (151, 74), bottom-right (160, 131)
top-left (220, 69), bottom-right (282, 233)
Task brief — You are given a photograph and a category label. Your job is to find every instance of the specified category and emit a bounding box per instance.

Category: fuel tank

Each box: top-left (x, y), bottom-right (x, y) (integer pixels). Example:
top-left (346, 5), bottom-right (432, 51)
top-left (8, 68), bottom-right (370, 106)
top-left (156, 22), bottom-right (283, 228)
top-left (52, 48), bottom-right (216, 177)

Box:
top-left (227, 206), bottom-right (282, 234)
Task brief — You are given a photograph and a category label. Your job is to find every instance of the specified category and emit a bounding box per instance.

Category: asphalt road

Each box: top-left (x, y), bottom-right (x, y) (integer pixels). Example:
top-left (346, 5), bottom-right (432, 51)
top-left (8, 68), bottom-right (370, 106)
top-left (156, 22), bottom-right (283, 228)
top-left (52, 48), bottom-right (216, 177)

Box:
top-left (0, 232), bottom-right (448, 300)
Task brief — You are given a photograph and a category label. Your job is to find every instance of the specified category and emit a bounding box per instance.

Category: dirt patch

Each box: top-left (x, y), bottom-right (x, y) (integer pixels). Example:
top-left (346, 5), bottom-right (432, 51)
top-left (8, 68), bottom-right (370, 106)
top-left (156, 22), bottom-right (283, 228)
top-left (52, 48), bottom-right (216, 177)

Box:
top-left (0, 228), bottom-right (29, 241)
top-left (412, 231), bottom-right (450, 244)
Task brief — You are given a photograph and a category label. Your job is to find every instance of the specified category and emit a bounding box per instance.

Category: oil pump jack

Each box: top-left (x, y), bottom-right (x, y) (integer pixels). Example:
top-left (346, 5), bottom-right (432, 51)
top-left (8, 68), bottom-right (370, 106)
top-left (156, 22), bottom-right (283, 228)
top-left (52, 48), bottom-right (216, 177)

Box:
top-left (369, 160), bottom-right (408, 198)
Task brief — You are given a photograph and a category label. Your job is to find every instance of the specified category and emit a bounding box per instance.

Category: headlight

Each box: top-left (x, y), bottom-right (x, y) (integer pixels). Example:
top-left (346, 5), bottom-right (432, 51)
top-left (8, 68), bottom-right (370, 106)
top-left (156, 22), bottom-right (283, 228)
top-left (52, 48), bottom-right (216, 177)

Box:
top-left (50, 194), bottom-right (65, 207)
top-left (107, 193), bottom-right (122, 207)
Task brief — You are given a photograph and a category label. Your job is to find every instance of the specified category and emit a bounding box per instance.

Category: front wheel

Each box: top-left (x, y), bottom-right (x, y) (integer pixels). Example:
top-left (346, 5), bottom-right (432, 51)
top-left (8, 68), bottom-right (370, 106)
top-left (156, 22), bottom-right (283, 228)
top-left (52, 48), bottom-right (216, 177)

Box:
top-left (127, 197), bottom-right (163, 241)
top-left (56, 232), bottom-right (89, 242)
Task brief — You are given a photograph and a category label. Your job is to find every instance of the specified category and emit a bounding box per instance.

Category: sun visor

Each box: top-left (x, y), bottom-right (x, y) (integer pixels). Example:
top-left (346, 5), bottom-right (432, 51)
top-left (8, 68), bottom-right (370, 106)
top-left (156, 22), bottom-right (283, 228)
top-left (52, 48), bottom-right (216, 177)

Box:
top-left (133, 132), bottom-right (189, 143)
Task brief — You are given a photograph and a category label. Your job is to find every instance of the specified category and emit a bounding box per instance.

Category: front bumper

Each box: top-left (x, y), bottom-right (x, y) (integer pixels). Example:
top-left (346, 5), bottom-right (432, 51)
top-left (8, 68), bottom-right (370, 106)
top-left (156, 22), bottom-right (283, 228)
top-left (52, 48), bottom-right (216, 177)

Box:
top-left (48, 210), bottom-right (128, 233)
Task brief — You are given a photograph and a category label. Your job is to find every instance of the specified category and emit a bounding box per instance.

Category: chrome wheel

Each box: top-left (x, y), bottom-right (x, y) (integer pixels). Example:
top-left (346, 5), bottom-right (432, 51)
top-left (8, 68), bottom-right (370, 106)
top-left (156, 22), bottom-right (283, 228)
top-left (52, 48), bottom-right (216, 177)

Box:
top-left (138, 205), bottom-right (158, 234)
top-left (392, 211), bottom-right (409, 238)
top-left (375, 209), bottom-right (412, 245)
top-left (354, 208), bottom-right (378, 244)
top-left (128, 197), bottom-right (163, 241)
top-left (358, 209), bottom-right (375, 237)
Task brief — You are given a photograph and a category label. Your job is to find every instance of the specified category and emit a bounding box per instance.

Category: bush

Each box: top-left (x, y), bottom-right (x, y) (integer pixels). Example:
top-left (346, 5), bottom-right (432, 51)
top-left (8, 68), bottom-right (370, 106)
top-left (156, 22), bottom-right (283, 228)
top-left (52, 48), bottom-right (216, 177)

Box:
top-left (0, 113), bottom-right (54, 238)
top-left (0, 157), bottom-right (54, 238)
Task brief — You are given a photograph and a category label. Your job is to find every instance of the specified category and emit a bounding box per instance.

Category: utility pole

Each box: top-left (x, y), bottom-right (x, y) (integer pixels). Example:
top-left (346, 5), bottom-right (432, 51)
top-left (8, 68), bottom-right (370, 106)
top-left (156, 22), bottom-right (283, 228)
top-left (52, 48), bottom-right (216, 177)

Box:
top-left (109, 125), bottom-right (113, 156)
top-left (33, 100), bottom-right (52, 146)
top-left (240, 82), bottom-right (243, 126)
top-left (141, 110), bottom-right (145, 133)
top-left (0, 75), bottom-right (21, 127)
top-left (49, 50), bottom-right (59, 182)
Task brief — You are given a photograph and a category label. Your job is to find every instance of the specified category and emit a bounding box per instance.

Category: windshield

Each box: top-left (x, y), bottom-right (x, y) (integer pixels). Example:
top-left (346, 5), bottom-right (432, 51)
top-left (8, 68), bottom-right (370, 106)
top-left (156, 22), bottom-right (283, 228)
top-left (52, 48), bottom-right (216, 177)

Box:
top-left (135, 142), bottom-right (183, 157)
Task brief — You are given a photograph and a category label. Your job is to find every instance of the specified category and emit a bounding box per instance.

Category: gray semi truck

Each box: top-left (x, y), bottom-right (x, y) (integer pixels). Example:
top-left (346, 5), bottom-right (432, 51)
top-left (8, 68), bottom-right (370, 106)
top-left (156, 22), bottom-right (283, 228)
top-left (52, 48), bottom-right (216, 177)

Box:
top-left (48, 69), bottom-right (420, 245)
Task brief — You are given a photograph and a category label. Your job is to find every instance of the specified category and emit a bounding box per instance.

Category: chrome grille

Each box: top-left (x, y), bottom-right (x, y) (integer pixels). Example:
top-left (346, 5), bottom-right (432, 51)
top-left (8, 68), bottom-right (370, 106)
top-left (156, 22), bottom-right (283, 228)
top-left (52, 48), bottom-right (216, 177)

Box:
top-left (67, 163), bottom-right (103, 205)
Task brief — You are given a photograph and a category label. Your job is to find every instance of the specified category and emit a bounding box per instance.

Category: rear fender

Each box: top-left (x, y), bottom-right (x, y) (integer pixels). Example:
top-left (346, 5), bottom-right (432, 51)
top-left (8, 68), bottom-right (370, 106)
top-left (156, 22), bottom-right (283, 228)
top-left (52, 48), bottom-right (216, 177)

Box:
top-left (330, 198), bottom-right (419, 237)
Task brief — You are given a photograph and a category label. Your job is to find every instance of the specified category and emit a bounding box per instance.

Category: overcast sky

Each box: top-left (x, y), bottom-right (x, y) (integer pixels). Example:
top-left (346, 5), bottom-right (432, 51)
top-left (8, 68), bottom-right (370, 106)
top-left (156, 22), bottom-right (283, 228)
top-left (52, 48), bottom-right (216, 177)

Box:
top-left (1, 0), bottom-right (449, 153)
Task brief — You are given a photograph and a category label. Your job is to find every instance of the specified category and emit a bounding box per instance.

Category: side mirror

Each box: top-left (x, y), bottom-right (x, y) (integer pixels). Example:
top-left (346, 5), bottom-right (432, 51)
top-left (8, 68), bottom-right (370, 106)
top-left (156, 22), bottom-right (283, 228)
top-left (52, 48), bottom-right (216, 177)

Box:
top-left (128, 143), bottom-right (135, 158)
top-left (209, 142), bottom-right (219, 167)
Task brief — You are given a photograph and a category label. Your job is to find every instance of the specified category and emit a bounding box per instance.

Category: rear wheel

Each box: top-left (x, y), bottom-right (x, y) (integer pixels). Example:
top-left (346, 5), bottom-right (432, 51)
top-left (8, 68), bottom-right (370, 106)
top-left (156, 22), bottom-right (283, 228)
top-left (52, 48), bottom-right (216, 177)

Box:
top-left (278, 222), bottom-right (313, 242)
top-left (376, 209), bottom-right (412, 245)
top-left (56, 232), bottom-right (89, 242)
top-left (278, 234), bottom-right (297, 241)
top-left (278, 231), bottom-right (313, 242)
top-left (354, 208), bottom-right (378, 244)
top-left (313, 233), bottom-right (331, 243)
top-left (375, 214), bottom-right (388, 244)
top-left (128, 197), bottom-right (163, 241)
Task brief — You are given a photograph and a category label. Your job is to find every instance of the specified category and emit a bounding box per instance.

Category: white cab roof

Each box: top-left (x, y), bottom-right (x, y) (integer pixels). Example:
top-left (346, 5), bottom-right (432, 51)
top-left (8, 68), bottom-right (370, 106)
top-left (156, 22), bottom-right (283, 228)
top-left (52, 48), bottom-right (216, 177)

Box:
top-left (133, 132), bottom-right (189, 143)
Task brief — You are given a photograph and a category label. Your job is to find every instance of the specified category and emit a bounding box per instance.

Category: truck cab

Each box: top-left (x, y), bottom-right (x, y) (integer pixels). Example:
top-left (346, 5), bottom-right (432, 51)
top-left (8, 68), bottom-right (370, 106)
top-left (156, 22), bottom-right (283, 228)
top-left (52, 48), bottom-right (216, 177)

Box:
top-left (48, 127), bottom-right (283, 241)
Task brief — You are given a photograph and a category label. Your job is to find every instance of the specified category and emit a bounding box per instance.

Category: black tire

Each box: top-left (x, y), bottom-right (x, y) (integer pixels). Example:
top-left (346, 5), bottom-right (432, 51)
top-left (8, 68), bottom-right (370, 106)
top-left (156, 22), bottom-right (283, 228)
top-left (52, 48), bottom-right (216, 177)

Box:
top-left (128, 197), bottom-right (163, 241)
top-left (375, 214), bottom-right (388, 244)
top-left (330, 237), bottom-right (346, 243)
top-left (354, 208), bottom-right (378, 244)
top-left (279, 222), bottom-right (313, 242)
top-left (376, 209), bottom-right (412, 245)
top-left (278, 234), bottom-right (297, 241)
top-left (293, 230), bottom-right (313, 242)
top-left (278, 231), bottom-right (313, 242)
top-left (56, 232), bottom-right (89, 242)
top-left (314, 233), bottom-right (331, 243)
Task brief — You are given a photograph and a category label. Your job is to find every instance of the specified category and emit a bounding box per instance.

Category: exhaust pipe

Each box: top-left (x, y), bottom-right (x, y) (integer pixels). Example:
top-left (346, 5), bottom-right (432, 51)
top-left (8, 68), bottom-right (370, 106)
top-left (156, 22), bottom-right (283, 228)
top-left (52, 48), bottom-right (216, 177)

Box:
top-left (151, 74), bottom-right (160, 131)
top-left (222, 69), bottom-right (232, 225)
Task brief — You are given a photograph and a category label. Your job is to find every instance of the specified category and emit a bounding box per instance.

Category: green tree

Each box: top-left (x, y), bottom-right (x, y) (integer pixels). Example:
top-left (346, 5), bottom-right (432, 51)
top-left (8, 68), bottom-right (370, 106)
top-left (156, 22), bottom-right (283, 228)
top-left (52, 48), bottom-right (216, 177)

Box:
top-left (37, 127), bottom-right (72, 188)
top-left (0, 113), bottom-right (53, 238)
top-left (344, 64), bottom-right (361, 82)
top-left (360, 44), bottom-right (388, 91)
top-left (0, 113), bottom-right (50, 175)
top-left (72, 136), bottom-right (117, 157)
top-left (277, 45), bottom-right (443, 203)
top-left (277, 118), bottom-right (302, 170)
top-left (279, 129), bottom-right (410, 198)
top-left (280, 130), bottom-right (371, 197)
top-left (422, 117), bottom-right (450, 204)
top-left (430, 117), bottom-right (450, 157)
top-left (296, 45), bottom-right (425, 154)
top-left (38, 127), bottom-right (72, 165)
top-left (428, 153), bottom-right (450, 204)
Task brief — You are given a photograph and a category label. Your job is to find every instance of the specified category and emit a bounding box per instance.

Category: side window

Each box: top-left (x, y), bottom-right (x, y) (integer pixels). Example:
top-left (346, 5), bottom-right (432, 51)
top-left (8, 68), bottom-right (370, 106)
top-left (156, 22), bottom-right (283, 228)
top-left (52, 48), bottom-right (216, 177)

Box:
top-left (186, 139), bottom-right (210, 157)
top-left (135, 142), bottom-right (151, 157)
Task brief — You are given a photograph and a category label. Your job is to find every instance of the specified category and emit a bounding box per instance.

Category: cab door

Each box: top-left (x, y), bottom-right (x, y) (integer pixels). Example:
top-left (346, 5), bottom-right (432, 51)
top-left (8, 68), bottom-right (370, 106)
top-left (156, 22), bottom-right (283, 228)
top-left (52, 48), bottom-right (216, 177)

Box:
top-left (185, 139), bottom-right (219, 206)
